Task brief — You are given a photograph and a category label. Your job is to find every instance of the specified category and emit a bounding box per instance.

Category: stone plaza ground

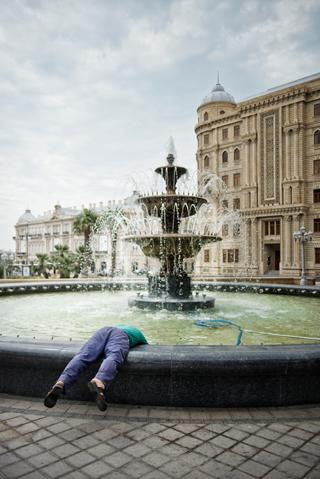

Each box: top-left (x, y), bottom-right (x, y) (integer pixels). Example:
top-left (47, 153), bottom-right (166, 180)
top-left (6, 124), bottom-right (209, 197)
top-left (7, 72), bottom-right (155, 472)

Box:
top-left (0, 394), bottom-right (319, 479)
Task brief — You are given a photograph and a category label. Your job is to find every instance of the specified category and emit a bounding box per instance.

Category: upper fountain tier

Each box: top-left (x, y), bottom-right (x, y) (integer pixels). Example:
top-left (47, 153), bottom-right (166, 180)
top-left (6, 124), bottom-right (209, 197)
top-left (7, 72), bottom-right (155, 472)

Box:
top-left (138, 153), bottom-right (207, 233)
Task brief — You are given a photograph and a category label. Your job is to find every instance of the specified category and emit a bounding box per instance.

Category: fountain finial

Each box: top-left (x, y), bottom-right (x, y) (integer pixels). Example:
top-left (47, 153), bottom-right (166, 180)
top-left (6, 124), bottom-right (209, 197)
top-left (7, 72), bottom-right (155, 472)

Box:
top-left (167, 136), bottom-right (176, 165)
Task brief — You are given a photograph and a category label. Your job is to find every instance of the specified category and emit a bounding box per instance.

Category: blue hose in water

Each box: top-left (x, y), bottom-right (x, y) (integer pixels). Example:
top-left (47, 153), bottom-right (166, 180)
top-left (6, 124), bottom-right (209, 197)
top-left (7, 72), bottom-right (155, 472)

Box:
top-left (195, 319), bottom-right (244, 346)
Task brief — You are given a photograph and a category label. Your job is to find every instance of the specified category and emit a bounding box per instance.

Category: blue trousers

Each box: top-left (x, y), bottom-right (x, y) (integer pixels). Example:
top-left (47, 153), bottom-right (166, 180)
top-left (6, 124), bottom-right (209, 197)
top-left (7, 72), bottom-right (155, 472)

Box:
top-left (58, 327), bottom-right (129, 393)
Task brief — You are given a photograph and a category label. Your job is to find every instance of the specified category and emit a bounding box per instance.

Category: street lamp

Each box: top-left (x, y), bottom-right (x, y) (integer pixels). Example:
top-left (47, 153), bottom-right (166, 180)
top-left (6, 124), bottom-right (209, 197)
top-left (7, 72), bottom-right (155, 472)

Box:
top-left (293, 226), bottom-right (313, 286)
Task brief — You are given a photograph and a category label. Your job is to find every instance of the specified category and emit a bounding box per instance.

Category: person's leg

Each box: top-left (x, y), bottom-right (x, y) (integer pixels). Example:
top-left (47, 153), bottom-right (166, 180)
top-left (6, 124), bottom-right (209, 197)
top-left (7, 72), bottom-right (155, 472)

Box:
top-left (58, 327), bottom-right (112, 391)
top-left (94, 328), bottom-right (129, 390)
top-left (44, 327), bottom-right (113, 408)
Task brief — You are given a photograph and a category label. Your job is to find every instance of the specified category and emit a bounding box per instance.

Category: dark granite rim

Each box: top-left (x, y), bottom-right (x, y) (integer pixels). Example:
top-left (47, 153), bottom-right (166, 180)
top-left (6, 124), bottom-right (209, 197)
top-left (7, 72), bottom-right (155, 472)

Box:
top-left (0, 279), bottom-right (319, 297)
top-left (0, 280), bottom-right (319, 407)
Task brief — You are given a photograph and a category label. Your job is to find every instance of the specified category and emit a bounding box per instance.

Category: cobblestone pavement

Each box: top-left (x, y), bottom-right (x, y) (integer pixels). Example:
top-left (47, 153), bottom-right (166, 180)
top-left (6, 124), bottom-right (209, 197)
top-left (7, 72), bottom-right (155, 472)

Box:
top-left (0, 395), bottom-right (319, 479)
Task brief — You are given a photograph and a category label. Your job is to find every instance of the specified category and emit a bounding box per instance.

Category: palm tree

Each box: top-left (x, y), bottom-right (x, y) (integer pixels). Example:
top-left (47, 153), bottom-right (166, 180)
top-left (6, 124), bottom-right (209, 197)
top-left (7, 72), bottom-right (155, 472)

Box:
top-left (73, 209), bottom-right (98, 250)
top-left (51, 244), bottom-right (76, 279)
top-left (35, 253), bottom-right (50, 276)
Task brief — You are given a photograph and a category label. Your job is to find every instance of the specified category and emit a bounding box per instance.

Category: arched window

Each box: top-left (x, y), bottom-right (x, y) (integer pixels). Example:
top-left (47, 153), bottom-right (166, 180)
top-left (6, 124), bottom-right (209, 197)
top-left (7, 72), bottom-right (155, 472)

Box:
top-left (204, 112), bottom-right (208, 121)
top-left (234, 148), bottom-right (240, 161)
top-left (314, 130), bottom-right (320, 145)
top-left (314, 104), bottom-right (320, 116)
top-left (222, 151), bottom-right (228, 163)
top-left (204, 156), bottom-right (210, 169)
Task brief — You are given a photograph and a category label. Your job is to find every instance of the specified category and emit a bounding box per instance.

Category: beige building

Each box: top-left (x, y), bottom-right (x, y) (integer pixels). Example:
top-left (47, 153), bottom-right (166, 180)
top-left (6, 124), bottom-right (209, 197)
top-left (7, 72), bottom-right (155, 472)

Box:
top-left (195, 72), bottom-right (320, 282)
top-left (14, 197), bottom-right (148, 276)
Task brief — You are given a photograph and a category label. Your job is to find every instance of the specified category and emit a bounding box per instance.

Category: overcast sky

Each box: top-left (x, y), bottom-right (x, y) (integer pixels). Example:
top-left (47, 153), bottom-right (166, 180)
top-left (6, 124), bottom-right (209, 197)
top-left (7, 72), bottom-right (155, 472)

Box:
top-left (0, 0), bottom-right (319, 250)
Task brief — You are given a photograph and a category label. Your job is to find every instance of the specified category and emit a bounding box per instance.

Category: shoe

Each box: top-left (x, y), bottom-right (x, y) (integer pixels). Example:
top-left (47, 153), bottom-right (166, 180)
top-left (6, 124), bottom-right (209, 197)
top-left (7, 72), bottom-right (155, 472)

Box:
top-left (44, 384), bottom-right (64, 408)
top-left (88, 381), bottom-right (107, 411)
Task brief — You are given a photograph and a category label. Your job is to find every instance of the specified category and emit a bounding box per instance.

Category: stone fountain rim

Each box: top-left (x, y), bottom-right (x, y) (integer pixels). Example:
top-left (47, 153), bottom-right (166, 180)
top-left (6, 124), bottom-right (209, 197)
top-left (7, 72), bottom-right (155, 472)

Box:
top-left (1, 279), bottom-right (319, 407)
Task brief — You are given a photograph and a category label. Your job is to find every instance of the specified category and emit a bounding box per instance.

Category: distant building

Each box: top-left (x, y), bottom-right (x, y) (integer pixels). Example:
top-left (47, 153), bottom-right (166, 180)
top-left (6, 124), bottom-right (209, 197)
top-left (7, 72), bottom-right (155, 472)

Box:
top-left (195, 72), bottom-right (320, 281)
top-left (13, 196), bottom-right (150, 276)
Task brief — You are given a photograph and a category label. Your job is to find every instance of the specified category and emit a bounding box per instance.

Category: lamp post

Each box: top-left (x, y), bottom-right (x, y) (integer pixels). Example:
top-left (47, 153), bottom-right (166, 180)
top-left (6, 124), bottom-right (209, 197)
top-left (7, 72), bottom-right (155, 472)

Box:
top-left (293, 226), bottom-right (313, 286)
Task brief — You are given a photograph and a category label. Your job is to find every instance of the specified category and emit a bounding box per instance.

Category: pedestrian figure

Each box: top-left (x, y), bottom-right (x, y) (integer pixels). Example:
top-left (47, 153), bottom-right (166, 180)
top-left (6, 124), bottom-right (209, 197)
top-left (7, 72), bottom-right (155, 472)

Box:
top-left (44, 325), bottom-right (148, 411)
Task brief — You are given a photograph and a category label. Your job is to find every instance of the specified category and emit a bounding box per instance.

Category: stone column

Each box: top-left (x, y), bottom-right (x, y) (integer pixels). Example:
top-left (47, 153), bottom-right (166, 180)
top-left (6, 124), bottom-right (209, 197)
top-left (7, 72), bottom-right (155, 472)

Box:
top-left (284, 130), bottom-right (290, 181)
top-left (252, 138), bottom-right (257, 186)
top-left (244, 140), bottom-right (249, 186)
top-left (293, 127), bottom-right (299, 179)
top-left (251, 218), bottom-right (258, 269)
top-left (283, 216), bottom-right (292, 267)
top-left (292, 215), bottom-right (300, 267)
top-left (246, 219), bottom-right (252, 266)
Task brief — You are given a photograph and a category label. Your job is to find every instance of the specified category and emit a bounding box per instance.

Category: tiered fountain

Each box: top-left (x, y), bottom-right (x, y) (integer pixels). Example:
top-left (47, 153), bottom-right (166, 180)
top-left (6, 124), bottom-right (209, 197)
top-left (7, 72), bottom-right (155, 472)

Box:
top-left (125, 150), bottom-right (222, 310)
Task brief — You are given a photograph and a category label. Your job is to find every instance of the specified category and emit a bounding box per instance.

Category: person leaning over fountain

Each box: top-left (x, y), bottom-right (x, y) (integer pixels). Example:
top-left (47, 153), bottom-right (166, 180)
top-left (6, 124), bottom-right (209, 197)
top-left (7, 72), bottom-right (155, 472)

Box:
top-left (44, 325), bottom-right (148, 411)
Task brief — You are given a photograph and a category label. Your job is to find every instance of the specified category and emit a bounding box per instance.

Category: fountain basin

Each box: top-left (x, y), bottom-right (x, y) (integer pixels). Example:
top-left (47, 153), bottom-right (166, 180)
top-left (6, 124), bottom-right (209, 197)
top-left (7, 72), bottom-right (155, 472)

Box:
top-left (128, 295), bottom-right (215, 311)
top-left (1, 281), bottom-right (319, 407)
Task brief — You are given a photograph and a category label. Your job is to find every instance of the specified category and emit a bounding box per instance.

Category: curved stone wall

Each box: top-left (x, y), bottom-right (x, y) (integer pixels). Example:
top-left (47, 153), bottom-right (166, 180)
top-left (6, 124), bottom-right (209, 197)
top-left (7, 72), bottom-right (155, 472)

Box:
top-left (0, 280), bottom-right (319, 407)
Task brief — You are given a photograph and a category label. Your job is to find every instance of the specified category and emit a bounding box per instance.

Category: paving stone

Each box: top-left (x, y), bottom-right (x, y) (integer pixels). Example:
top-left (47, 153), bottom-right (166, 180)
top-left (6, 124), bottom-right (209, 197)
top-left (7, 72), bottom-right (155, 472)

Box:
top-left (191, 427), bottom-right (216, 441)
top-left (123, 442), bottom-right (152, 458)
top-left (200, 459), bottom-right (232, 477)
top-left (66, 450), bottom-right (96, 468)
top-left (243, 434), bottom-right (270, 449)
top-left (77, 421), bottom-right (106, 434)
top-left (73, 434), bottom-right (100, 449)
top-left (180, 451), bottom-right (208, 466)
top-left (158, 427), bottom-right (185, 441)
top-left (252, 450), bottom-right (283, 467)
top-left (265, 441), bottom-right (293, 457)
top-left (126, 429), bottom-right (150, 441)
top-left (290, 450), bottom-right (320, 467)
top-left (32, 428), bottom-right (53, 441)
top-left (288, 427), bottom-right (315, 440)
top-left (63, 472), bottom-right (89, 479)
top-left (276, 458), bottom-right (310, 478)
top-left (28, 451), bottom-right (58, 468)
top-left (160, 458), bottom-right (192, 478)
top-left (235, 423), bottom-right (262, 434)
top-left (158, 443), bottom-right (188, 458)
top-left (142, 451), bottom-right (171, 467)
top-left (276, 434), bottom-right (305, 448)
top-left (93, 428), bottom-right (118, 441)
top-left (47, 422), bottom-right (72, 433)
top-left (21, 471), bottom-right (48, 479)
top-left (304, 466), bottom-right (320, 479)
top-left (108, 435), bottom-right (135, 449)
top-left (81, 460), bottom-right (113, 478)
top-left (104, 450), bottom-right (132, 468)
top-left (223, 427), bottom-right (249, 441)
top-left (194, 442), bottom-right (223, 458)
top-left (301, 441), bottom-right (320, 457)
top-left (140, 471), bottom-right (168, 479)
top-left (0, 451), bottom-right (19, 466)
top-left (215, 450), bottom-right (245, 467)
top-left (109, 422), bottom-right (137, 434)
top-left (52, 443), bottom-right (81, 458)
top-left (122, 460), bottom-right (153, 478)
top-left (59, 427), bottom-right (86, 441)
top-left (37, 435), bottom-right (65, 449)
top-left (231, 442), bottom-right (258, 458)
top-left (175, 435), bottom-right (203, 449)
top-left (210, 434), bottom-right (237, 449)
top-left (0, 429), bottom-right (20, 441)
top-left (15, 443), bottom-right (44, 458)
top-left (142, 435), bottom-right (169, 449)
top-left (184, 470), bottom-right (212, 479)
top-left (87, 443), bottom-right (116, 458)
top-left (206, 424), bottom-right (230, 434)
top-left (40, 460), bottom-right (73, 478)
top-left (239, 458), bottom-right (271, 477)
top-left (256, 427), bottom-right (282, 440)
top-left (6, 416), bottom-right (29, 427)
top-left (267, 422), bottom-right (292, 433)
top-left (4, 437), bottom-right (30, 450)
top-left (34, 416), bottom-right (58, 427)
top-left (296, 422), bottom-right (320, 433)
top-left (225, 471), bottom-right (257, 479)
top-left (143, 423), bottom-right (167, 434)
top-left (2, 459), bottom-right (34, 478)
top-left (174, 423), bottom-right (201, 434)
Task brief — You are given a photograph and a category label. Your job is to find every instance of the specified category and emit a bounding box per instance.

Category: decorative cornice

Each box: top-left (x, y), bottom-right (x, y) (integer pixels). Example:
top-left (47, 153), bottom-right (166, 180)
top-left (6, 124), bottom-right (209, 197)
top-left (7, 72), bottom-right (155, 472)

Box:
top-left (240, 88), bottom-right (308, 114)
top-left (241, 204), bottom-right (309, 218)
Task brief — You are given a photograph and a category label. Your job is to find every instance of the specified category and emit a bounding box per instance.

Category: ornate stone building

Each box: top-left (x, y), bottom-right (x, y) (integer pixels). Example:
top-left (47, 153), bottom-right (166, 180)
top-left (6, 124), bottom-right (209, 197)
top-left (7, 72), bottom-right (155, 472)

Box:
top-left (14, 197), bottom-right (148, 276)
top-left (195, 72), bottom-right (320, 281)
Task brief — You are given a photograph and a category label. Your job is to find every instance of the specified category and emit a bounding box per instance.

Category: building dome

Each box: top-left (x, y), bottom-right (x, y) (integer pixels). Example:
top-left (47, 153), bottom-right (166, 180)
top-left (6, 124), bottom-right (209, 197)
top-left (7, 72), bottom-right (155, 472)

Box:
top-left (17, 209), bottom-right (35, 224)
top-left (200, 81), bottom-right (236, 107)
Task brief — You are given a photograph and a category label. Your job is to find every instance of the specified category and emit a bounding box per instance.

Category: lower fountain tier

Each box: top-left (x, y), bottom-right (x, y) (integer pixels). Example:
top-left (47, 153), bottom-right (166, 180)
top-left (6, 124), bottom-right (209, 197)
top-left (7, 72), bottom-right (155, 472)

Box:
top-left (128, 295), bottom-right (215, 311)
top-left (124, 234), bottom-right (222, 258)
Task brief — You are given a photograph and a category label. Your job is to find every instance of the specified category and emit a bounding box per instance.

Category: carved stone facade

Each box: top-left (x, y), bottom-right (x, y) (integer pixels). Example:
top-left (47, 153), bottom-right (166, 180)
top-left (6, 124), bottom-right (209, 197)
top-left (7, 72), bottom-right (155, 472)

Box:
top-left (195, 73), bottom-right (320, 281)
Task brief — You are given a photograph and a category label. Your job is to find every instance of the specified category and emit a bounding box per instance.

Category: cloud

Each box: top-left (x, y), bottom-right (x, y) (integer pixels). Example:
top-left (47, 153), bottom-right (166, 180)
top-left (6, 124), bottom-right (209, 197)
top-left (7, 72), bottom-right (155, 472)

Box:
top-left (0, 0), bottom-right (319, 249)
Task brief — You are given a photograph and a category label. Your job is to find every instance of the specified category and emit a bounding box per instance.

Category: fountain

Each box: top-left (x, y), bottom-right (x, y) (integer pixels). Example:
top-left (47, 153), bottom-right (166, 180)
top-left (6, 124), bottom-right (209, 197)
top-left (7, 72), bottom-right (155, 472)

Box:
top-left (125, 148), bottom-right (221, 310)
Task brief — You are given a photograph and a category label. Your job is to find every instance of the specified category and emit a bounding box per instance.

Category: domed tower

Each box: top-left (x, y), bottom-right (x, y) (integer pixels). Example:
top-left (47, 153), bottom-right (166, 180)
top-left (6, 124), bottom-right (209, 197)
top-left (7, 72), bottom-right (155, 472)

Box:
top-left (197, 76), bottom-right (237, 124)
